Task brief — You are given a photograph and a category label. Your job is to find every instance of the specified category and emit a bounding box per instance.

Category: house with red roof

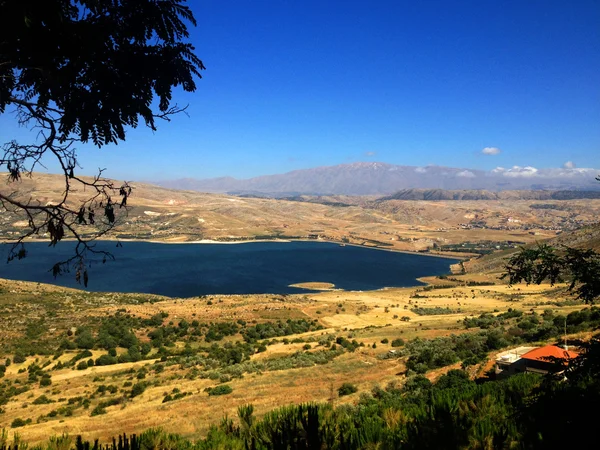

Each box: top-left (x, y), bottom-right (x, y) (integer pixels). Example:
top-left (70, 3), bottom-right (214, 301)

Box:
top-left (495, 345), bottom-right (579, 377)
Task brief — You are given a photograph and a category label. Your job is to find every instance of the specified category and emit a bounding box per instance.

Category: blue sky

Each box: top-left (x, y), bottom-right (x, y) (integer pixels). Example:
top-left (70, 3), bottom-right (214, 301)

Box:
top-left (1, 0), bottom-right (599, 181)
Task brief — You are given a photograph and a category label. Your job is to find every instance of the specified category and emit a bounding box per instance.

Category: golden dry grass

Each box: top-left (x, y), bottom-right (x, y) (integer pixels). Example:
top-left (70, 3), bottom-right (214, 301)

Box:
top-left (0, 274), bottom-right (588, 443)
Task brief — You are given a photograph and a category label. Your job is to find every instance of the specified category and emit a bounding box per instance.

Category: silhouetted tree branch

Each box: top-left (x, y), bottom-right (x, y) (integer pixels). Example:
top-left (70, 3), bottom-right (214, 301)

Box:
top-left (0, 0), bottom-right (205, 284)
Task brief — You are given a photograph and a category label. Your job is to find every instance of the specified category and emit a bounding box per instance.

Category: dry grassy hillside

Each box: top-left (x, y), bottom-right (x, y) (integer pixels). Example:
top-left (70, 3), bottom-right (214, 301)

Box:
top-left (0, 275), bottom-right (589, 443)
top-left (2, 174), bottom-right (600, 255)
top-left (464, 224), bottom-right (600, 275)
top-left (1, 174), bottom-right (597, 443)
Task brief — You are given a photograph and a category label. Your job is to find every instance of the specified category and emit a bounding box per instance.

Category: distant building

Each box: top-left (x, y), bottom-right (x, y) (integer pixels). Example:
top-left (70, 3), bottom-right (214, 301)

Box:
top-left (495, 346), bottom-right (537, 376)
top-left (495, 345), bottom-right (578, 377)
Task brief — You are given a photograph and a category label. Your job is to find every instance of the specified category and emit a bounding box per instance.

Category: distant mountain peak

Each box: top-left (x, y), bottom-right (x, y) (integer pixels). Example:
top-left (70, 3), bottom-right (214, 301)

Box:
top-left (157, 162), bottom-right (600, 196)
top-left (344, 161), bottom-right (393, 169)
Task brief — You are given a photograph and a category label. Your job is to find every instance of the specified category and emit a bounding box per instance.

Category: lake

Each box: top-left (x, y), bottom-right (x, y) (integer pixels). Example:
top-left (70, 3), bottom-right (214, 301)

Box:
top-left (0, 241), bottom-right (459, 297)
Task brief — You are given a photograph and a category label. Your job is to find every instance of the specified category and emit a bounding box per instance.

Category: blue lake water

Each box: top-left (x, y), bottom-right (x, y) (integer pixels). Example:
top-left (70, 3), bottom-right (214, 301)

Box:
top-left (0, 241), bottom-right (459, 297)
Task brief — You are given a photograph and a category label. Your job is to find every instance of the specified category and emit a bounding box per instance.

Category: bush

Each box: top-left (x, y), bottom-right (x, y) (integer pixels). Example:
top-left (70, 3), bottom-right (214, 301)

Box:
top-left (434, 369), bottom-right (473, 390)
top-left (32, 395), bottom-right (54, 405)
top-left (75, 329), bottom-right (95, 349)
top-left (380, 338), bottom-right (389, 344)
top-left (11, 417), bottom-right (31, 428)
top-left (76, 361), bottom-right (88, 370)
top-left (140, 343), bottom-right (152, 356)
top-left (403, 375), bottom-right (432, 394)
top-left (206, 384), bottom-right (233, 396)
top-left (95, 354), bottom-right (118, 366)
top-left (90, 405), bottom-right (106, 416)
top-left (40, 375), bottom-right (52, 387)
top-left (411, 307), bottom-right (458, 315)
top-left (391, 338), bottom-right (405, 347)
top-left (13, 353), bottom-right (26, 364)
top-left (130, 382), bottom-right (147, 398)
top-left (338, 383), bottom-right (358, 396)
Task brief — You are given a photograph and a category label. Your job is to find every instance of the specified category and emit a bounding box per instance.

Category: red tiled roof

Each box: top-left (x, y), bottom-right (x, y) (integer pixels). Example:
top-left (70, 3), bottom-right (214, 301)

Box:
top-left (521, 345), bottom-right (578, 362)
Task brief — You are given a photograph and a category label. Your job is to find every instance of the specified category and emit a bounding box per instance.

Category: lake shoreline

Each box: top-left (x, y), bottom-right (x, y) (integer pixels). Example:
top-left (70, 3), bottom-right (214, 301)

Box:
top-left (0, 239), bottom-right (462, 296)
top-left (1, 236), bottom-right (467, 260)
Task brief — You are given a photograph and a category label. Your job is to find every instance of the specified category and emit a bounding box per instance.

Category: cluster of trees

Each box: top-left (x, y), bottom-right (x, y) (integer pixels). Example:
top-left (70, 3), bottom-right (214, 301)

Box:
top-left (401, 332), bottom-right (505, 373)
top-left (467, 307), bottom-right (600, 340)
top-left (46, 314), bottom-right (326, 370)
top-left (5, 338), bottom-right (598, 448)
top-left (400, 307), bottom-right (600, 373)
top-left (241, 319), bottom-right (323, 342)
top-left (410, 306), bottom-right (458, 315)
top-left (462, 308), bottom-right (523, 328)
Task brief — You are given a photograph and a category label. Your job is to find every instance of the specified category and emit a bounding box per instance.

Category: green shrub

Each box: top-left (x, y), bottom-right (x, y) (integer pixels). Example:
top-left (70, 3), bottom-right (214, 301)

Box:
top-left (76, 361), bottom-right (88, 370)
top-left (206, 385), bottom-right (233, 396)
top-left (11, 417), bottom-right (31, 428)
top-left (130, 382), bottom-right (147, 398)
top-left (90, 405), bottom-right (106, 416)
top-left (140, 343), bottom-right (152, 356)
top-left (32, 395), bottom-right (54, 405)
top-left (338, 383), bottom-right (358, 396)
top-left (75, 329), bottom-right (95, 349)
top-left (391, 338), bottom-right (405, 347)
top-left (411, 307), bottom-right (458, 315)
top-left (95, 354), bottom-right (117, 366)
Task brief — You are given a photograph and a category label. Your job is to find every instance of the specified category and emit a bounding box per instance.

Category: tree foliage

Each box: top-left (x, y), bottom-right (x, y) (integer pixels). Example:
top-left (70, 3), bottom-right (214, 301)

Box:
top-left (503, 243), bottom-right (600, 303)
top-left (0, 0), bottom-right (204, 281)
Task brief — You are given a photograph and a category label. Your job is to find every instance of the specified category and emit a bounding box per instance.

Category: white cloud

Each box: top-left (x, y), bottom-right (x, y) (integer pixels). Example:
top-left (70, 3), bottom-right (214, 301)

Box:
top-left (489, 164), bottom-right (598, 179)
top-left (501, 166), bottom-right (539, 177)
top-left (364, 151), bottom-right (376, 157)
top-left (481, 147), bottom-right (501, 155)
top-left (414, 167), bottom-right (427, 174)
top-left (540, 167), bottom-right (596, 177)
top-left (457, 170), bottom-right (476, 178)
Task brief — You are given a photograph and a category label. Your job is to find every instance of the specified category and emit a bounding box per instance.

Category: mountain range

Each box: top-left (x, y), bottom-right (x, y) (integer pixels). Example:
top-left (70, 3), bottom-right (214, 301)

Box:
top-left (156, 162), bottom-right (600, 196)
